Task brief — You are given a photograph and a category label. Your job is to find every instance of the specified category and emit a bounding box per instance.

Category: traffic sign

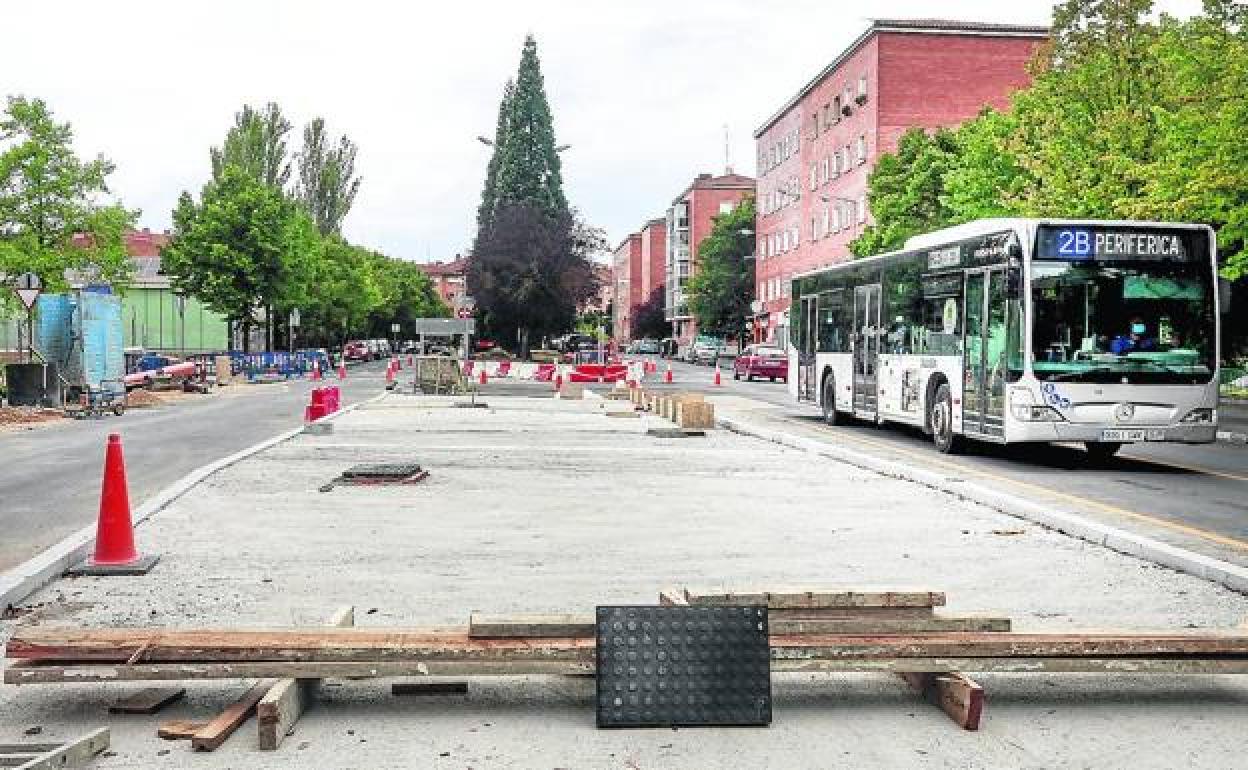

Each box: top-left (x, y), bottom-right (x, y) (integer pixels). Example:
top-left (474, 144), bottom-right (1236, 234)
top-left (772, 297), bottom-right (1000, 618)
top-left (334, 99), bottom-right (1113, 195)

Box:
top-left (14, 288), bottom-right (40, 310)
top-left (15, 272), bottom-right (41, 290)
top-left (457, 308), bottom-right (472, 319)
top-left (390, 323), bottom-right (400, 333)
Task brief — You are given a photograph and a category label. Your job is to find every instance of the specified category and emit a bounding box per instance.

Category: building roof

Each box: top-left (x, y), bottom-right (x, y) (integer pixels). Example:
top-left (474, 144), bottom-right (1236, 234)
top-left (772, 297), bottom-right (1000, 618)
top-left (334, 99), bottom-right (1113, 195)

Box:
top-left (671, 172), bottom-right (756, 206)
top-left (753, 18), bottom-right (1050, 138)
top-left (418, 256), bottom-right (467, 276)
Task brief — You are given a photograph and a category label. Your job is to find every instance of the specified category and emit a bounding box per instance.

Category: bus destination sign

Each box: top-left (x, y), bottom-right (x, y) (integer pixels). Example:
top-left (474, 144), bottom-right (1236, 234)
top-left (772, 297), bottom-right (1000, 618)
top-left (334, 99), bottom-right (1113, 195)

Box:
top-left (1037, 225), bottom-right (1191, 261)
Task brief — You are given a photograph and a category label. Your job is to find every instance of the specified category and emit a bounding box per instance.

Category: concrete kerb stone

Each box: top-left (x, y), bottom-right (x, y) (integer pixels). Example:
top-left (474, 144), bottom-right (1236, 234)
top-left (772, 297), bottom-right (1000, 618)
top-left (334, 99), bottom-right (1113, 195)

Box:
top-left (1216, 430), bottom-right (1248, 445)
top-left (717, 414), bottom-right (1248, 596)
top-left (0, 393), bottom-right (385, 612)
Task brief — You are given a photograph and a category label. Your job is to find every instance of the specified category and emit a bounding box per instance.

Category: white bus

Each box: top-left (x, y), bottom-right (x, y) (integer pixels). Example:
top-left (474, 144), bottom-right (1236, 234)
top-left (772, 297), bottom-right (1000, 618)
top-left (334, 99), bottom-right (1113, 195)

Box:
top-left (789, 219), bottom-right (1223, 457)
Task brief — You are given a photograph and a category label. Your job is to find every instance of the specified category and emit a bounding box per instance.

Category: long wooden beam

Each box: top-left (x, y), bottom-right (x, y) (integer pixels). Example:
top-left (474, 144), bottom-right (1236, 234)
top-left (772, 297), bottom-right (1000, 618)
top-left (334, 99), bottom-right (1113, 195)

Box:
top-left (684, 588), bottom-right (946, 609)
top-left (468, 613), bottom-right (1011, 636)
top-left (11, 628), bottom-right (1248, 664)
top-left (6, 656), bottom-right (1248, 684)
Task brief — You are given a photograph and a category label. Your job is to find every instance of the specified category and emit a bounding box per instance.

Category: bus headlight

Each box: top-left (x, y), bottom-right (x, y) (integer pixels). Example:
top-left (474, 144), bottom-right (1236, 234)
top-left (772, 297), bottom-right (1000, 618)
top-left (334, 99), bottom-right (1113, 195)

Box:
top-left (1010, 387), bottom-right (1064, 421)
top-left (1180, 408), bottom-right (1215, 424)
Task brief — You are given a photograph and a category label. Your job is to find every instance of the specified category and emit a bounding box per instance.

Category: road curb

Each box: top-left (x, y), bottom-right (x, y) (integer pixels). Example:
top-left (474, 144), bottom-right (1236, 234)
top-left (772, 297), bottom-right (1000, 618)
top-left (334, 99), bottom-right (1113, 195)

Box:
top-left (1216, 430), bottom-right (1247, 445)
top-left (717, 414), bottom-right (1248, 596)
top-left (0, 395), bottom-right (380, 612)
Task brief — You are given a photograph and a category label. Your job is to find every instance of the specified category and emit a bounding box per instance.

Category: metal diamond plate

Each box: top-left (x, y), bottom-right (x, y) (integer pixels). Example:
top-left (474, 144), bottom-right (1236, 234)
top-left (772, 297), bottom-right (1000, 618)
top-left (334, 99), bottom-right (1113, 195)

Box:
top-left (595, 605), bottom-right (771, 728)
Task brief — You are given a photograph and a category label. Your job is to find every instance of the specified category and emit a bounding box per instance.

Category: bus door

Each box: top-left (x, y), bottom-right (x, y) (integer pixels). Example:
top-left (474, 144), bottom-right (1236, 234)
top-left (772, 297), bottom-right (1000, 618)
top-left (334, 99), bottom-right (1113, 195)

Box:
top-left (962, 268), bottom-right (1007, 437)
top-left (852, 283), bottom-right (881, 416)
top-left (797, 295), bottom-right (818, 402)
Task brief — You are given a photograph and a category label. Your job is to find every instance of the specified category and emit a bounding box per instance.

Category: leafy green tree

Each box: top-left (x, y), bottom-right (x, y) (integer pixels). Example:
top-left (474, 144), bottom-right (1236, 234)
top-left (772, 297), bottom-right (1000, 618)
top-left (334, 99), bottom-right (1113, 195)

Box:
top-left (295, 118), bottom-right (362, 236)
top-left (488, 36), bottom-right (568, 220)
top-left (942, 109), bottom-right (1028, 223)
top-left (210, 103), bottom-right (292, 190)
top-left (685, 197), bottom-right (756, 337)
top-left (0, 96), bottom-right (136, 301)
top-left (300, 237), bottom-right (381, 346)
top-left (161, 166), bottom-right (318, 351)
top-left (851, 128), bottom-right (958, 256)
top-left (363, 252), bottom-right (449, 339)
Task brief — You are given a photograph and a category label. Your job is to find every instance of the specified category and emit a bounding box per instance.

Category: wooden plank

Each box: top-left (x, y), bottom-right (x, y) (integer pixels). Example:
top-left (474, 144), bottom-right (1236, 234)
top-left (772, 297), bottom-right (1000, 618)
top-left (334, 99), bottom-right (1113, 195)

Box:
top-left (7, 728), bottom-right (109, 770)
top-left (256, 605), bottom-right (354, 751)
top-left (7, 627), bottom-right (597, 663)
top-left (8, 654), bottom-right (1248, 684)
top-left (766, 632), bottom-right (1248, 658)
top-left (769, 607), bottom-right (935, 619)
top-left (391, 681), bottom-right (469, 696)
top-left (773, 615), bottom-right (1010, 634)
top-left (157, 720), bottom-right (207, 740)
top-left (469, 613), bottom-right (594, 638)
top-left (191, 680), bottom-right (272, 752)
top-left (899, 672), bottom-right (984, 730)
top-left (6, 660), bottom-right (594, 684)
top-left (108, 686), bottom-right (186, 714)
top-left (684, 588), bottom-right (946, 609)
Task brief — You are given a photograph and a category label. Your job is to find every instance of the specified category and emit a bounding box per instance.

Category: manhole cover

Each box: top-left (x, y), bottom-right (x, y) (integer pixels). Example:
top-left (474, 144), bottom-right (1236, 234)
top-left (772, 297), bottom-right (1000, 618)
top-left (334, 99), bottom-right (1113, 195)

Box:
top-left (595, 605), bottom-right (771, 728)
top-left (320, 463), bottom-right (429, 492)
top-left (646, 428), bottom-right (706, 439)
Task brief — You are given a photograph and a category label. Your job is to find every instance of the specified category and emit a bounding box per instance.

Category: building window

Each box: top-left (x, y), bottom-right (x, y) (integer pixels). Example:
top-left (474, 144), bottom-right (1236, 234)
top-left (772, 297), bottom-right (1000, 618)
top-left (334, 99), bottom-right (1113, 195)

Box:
top-left (856, 135), bottom-right (867, 164)
top-left (719, 201), bottom-right (734, 215)
top-left (858, 194), bottom-right (867, 223)
top-left (857, 74), bottom-right (869, 103)
top-left (843, 87), bottom-right (853, 114)
top-left (809, 164), bottom-right (817, 191)
top-left (833, 95), bottom-right (841, 122)
top-left (842, 146), bottom-right (850, 171)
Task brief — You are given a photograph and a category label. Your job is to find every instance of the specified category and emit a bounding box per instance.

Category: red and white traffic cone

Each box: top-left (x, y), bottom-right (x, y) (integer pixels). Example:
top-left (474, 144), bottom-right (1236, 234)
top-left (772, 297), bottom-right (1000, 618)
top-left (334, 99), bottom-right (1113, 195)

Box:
top-left (713, 366), bottom-right (722, 387)
top-left (73, 434), bottom-right (159, 575)
top-left (393, 356), bottom-right (402, 371)
top-left (337, 363), bottom-right (347, 380)
top-left (408, 354), bottom-right (414, 367)
top-left (554, 370), bottom-right (564, 391)
top-left (385, 363), bottom-right (395, 383)
top-left (479, 367), bottom-right (488, 386)
top-left (664, 363), bottom-right (673, 384)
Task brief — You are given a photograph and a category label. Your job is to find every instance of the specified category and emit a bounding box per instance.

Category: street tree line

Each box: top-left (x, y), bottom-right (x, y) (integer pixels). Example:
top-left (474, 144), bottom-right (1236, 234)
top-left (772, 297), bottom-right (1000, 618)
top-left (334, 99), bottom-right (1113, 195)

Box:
top-left (852, 0), bottom-right (1248, 354)
top-left (164, 102), bottom-right (447, 350)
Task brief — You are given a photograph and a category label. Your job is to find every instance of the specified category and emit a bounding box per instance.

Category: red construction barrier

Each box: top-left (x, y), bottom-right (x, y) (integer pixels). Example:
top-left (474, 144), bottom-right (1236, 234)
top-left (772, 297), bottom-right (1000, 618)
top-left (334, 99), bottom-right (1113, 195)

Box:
top-left (534, 364), bottom-right (556, 382)
top-left (569, 364), bottom-right (629, 383)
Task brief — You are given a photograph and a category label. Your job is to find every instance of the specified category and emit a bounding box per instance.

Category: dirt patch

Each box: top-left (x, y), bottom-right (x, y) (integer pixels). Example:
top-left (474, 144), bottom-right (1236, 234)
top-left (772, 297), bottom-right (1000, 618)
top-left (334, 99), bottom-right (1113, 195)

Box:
top-left (124, 389), bottom-right (165, 408)
top-left (0, 406), bottom-right (64, 432)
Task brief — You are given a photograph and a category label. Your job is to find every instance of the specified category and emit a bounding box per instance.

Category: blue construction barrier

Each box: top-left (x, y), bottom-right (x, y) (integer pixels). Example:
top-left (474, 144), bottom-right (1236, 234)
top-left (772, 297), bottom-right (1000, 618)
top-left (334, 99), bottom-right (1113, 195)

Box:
top-left (230, 350), bottom-right (331, 381)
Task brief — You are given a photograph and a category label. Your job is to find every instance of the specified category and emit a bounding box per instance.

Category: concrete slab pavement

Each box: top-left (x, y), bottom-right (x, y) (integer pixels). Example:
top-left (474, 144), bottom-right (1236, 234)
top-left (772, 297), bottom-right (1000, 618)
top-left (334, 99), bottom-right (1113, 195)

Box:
top-left (2, 391), bottom-right (1247, 768)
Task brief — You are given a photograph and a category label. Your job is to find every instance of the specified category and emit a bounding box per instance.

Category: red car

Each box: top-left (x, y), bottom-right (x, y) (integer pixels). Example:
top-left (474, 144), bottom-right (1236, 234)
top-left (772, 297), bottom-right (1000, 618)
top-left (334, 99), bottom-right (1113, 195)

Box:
top-left (733, 345), bottom-right (788, 382)
top-left (343, 340), bottom-right (371, 362)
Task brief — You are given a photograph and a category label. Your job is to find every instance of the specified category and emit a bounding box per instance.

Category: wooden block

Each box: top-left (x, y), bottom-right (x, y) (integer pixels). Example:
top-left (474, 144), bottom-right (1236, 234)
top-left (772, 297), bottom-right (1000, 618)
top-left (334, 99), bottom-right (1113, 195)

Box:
top-left (192, 680), bottom-right (272, 751)
top-left (559, 382), bottom-right (584, 399)
top-left (658, 588), bottom-right (689, 606)
top-left (898, 671), bottom-right (984, 730)
top-left (109, 686), bottom-right (186, 714)
top-left (677, 401), bottom-right (715, 430)
top-left (391, 681), bottom-right (469, 696)
top-left (605, 411), bottom-right (640, 418)
top-left (257, 605), bottom-right (354, 751)
top-left (773, 615), bottom-right (1011, 634)
top-left (158, 720), bottom-right (208, 740)
top-left (469, 613), bottom-right (594, 638)
top-left (684, 588), bottom-right (946, 609)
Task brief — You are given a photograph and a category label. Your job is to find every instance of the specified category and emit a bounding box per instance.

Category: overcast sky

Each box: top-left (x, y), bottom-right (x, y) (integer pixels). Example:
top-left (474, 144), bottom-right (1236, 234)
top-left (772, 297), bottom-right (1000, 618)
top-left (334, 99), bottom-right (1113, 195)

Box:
top-left (3, 0), bottom-right (1202, 262)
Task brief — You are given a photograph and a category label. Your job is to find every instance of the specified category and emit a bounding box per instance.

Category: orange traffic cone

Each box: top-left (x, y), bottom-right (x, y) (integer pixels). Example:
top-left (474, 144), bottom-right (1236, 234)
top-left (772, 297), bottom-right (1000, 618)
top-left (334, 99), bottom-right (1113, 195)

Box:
top-left (394, 356), bottom-right (402, 371)
top-left (479, 367), bottom-right (488, 386)
top-left (385, 362), bottom-right (395, 383)
top-left (73, 434), bottom-right (159, 575)
top-left (665, 363), bottom-right (673, 384)
top-left (714, 366), bottom-right (722, 387)
top-left (311, 360), bottom-right (321, 381)
top-left (554, 371), bottom-right (563, 391)
top-left (338, 363), bottom-right (347, 380)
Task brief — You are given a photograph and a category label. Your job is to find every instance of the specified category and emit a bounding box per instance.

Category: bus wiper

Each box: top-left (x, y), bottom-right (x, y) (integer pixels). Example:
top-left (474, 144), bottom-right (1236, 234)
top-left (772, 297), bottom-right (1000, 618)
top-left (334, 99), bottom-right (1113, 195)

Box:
top-left (1049, 366), bottom-right (1116, 382)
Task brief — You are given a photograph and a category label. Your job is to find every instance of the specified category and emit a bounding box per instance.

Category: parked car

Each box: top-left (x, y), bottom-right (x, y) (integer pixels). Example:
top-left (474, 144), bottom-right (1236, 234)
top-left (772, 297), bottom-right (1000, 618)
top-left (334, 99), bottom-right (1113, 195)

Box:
top-left (635, 338), bottom-right (660, 355)
top-left (690, 337), bottom-right (726, 366)
top-left (733, 344), bottom-right (788, 382)
top-left (344, 340), bottom-right (371, 362)
top-left (659, 338), bottom-right (678, 358)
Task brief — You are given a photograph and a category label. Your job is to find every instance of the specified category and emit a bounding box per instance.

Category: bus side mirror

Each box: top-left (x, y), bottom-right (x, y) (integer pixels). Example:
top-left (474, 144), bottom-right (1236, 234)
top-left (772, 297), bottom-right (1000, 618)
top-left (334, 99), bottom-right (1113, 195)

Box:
top-left (1218, 276), bottom-right (1232, 313)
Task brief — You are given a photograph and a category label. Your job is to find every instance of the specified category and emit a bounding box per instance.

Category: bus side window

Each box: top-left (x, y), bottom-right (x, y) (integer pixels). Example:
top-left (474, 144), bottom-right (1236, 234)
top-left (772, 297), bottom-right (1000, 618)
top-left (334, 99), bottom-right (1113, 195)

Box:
top-left (885, 259), bottom-right (924, 355)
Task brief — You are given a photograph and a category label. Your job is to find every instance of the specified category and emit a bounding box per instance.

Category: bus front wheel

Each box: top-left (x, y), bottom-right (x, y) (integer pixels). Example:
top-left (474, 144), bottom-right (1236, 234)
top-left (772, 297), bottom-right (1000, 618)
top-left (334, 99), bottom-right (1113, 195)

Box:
top-left (821, 376), bottom-right (839, 426)
top-left (1084, 442), bottom-right (1122, 463)
top-left (930, 383), bottom-right (963, 454)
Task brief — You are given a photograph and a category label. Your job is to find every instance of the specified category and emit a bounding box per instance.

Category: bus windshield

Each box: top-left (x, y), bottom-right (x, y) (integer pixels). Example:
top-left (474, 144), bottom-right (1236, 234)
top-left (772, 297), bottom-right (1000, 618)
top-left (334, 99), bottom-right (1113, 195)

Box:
top-left (1029, 259), bottom-right (1215, 384)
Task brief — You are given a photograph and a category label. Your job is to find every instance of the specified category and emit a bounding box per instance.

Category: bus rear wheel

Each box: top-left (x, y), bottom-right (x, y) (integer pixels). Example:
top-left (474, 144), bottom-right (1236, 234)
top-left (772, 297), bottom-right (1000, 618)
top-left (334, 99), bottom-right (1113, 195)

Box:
top-left (821, 376), bottom-right (839, 426)
top-left (930, 383), bottom-right (963, 454)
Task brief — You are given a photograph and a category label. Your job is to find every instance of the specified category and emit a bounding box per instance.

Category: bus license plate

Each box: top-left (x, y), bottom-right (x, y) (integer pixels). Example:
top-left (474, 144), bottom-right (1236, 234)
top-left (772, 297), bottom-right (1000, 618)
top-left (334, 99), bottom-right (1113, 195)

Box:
top-left (1100, 429), bottom-right (1149, 442)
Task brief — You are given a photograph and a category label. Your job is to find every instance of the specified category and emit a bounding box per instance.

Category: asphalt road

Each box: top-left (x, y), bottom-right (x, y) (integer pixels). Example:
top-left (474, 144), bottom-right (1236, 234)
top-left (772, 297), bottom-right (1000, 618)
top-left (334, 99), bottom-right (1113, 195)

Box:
top-left (647, 355), bottom-right (1248, 567)
top-left (0, 361), bottom-right (390, 571)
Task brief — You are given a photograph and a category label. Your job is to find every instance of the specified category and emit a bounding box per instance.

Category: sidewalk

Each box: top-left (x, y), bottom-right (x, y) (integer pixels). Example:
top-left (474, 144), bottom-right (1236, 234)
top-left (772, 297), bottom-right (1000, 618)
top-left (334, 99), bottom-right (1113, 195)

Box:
top-left (1219, 399), bottom-right (1248, 443)
top-left (3, 391), bottom-right (1247, 768)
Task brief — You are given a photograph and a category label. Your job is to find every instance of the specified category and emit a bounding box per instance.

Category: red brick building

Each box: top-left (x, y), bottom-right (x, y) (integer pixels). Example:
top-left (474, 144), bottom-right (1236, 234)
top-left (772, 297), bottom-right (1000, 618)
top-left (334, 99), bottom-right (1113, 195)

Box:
top-left (612, 233), bottom-right (642, 344)
top-left (611, 218), bottom-right (668, 346)
top-left (665, 172), bottom-right (755, 349)
top-left (418, 256), bottom-right (468, 310)
top-left (752, 19), bottom-right (1047, 344)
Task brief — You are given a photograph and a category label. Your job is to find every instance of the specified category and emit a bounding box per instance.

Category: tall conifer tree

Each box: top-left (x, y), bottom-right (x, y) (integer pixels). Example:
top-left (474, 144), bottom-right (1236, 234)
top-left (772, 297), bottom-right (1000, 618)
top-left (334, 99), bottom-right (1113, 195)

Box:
top-left (476, 79), bottom-right (514, 232)
top-left (491, 35), bottom-right (568, 219)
